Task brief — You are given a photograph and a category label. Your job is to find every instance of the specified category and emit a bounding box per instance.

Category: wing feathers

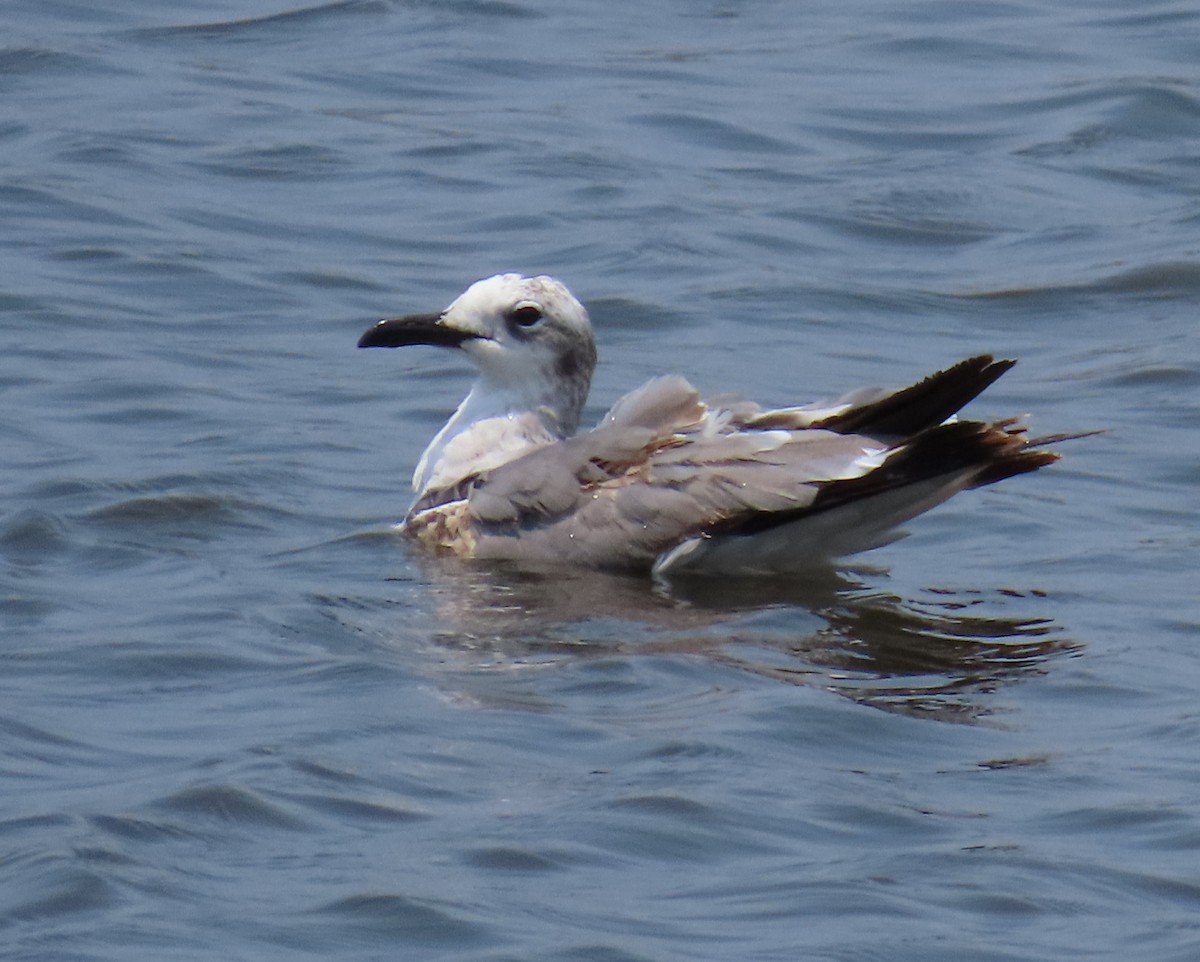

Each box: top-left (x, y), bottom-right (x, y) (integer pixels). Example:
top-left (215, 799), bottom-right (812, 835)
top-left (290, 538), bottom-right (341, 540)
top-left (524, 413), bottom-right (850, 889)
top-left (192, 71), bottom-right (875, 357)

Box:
top-left (410, 357), bottom-right (1080, 573)
top-left (809, 354), bottom-right (1014, 438)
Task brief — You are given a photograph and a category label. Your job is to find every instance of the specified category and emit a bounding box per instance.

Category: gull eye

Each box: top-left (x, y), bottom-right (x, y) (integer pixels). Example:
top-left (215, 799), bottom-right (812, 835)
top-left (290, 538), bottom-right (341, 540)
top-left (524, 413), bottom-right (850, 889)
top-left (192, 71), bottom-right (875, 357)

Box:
top-left (508, 304), bottom-right (543, 329)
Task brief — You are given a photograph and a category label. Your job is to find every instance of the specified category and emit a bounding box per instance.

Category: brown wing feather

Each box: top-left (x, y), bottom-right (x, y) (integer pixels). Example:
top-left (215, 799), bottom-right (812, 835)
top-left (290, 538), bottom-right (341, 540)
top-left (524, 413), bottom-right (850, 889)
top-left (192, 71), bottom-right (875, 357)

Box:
top-left (466, 401), bottom-right (885, 570)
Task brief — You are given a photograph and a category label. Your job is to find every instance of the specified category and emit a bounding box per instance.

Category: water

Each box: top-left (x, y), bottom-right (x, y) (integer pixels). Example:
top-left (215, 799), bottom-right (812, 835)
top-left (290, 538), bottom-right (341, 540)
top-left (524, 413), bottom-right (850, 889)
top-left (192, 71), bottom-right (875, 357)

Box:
top-left (3, 1), bottom-right (1199, 959)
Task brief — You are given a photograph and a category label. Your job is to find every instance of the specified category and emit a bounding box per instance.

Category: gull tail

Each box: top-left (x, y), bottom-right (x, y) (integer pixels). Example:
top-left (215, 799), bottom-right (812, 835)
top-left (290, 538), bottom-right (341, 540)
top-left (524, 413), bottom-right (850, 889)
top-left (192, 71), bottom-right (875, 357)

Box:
top-left (653, 420), bottom-right (1087, 578)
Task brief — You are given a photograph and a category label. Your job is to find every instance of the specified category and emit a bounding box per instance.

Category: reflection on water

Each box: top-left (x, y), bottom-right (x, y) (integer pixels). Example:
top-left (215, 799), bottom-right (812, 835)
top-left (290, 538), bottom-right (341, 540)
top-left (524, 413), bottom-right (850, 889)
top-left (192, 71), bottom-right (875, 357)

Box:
top-left (763, 583), bottom-right (1079, 723)
top-left (372, 553), bottom-right (1081, 725)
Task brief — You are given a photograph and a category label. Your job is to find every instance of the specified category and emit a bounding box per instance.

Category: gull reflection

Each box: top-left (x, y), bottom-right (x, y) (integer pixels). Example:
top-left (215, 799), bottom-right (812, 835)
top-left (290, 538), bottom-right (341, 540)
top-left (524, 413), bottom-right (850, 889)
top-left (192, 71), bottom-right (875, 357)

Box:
top-left (386, 555), bottom-right (1080, 724)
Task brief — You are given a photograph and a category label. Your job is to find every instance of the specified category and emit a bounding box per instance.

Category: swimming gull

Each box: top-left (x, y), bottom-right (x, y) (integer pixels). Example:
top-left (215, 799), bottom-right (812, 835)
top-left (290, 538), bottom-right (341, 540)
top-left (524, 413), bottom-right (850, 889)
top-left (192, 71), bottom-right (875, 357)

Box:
top-left (358, 273), bottom-right (1080, 576)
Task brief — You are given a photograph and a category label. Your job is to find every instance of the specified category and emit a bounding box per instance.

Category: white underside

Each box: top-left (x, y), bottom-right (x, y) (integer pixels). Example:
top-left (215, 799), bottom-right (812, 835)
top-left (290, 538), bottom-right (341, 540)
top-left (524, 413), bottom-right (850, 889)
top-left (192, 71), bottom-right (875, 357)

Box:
top-left (652, 472), bottom-right (975, 577)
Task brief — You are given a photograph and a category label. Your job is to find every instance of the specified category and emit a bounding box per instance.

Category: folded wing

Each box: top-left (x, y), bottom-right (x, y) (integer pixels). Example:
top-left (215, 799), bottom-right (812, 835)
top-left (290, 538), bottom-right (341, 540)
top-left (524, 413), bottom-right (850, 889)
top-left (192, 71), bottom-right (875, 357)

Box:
top-left (409, 356), bottom-right (1072, 575)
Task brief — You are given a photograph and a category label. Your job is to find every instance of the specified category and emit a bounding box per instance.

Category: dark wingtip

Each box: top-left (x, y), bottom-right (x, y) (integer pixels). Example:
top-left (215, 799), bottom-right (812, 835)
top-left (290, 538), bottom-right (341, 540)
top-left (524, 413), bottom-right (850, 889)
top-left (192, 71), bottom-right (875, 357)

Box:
top-left (814, 354), bottom-right (1018, 438)
top-left (971, 446), bottom-right (1060, 487)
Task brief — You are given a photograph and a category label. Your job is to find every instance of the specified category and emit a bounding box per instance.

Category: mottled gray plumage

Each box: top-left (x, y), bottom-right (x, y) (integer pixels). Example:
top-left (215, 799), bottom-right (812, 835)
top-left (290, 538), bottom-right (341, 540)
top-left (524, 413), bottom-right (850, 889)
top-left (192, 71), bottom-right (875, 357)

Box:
top-left (358, 274), bottom-right (1076, 576)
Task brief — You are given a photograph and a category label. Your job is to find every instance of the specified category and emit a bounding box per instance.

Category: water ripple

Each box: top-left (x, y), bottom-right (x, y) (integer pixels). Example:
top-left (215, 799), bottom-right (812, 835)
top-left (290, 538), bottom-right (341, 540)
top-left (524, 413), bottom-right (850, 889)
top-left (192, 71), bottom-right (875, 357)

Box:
top-left (631, 112), bottom-right (795, 154)
top-left (152, 783), bottom-right (309, 831)
top-left (128, 0), bottom-right (390, 41)
top-left (310, 891), bottom-right (496, 947)
top-left (3, 867), bottom-right (117, 924)
top-left (952, 260), bottom-right (1200, 302)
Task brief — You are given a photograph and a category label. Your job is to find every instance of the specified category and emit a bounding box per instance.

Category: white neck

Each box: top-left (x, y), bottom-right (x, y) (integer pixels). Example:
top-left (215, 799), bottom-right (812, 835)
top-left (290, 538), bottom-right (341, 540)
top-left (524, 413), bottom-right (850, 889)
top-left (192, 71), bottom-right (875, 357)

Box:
top-left (412, 379), bottom-right (572, 497)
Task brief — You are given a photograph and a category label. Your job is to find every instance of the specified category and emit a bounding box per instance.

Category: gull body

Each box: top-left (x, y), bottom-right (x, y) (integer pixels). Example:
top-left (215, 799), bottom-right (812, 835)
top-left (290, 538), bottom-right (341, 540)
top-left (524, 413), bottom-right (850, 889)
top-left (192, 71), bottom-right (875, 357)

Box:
top-left (358, 274), bottom-right (1074, 577)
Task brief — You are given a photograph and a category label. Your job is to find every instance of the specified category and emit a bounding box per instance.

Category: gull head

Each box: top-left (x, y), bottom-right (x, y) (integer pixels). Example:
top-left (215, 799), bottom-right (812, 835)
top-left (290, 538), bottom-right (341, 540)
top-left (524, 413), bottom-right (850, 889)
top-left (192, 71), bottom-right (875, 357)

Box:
top-left (359, 273), bottom-right (597, 437)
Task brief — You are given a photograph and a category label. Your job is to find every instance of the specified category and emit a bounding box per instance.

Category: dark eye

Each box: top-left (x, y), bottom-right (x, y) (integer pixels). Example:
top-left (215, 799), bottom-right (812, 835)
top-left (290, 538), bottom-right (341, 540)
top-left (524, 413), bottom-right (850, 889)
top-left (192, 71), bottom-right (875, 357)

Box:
top-left (509, 304), bottom-right (543, 328)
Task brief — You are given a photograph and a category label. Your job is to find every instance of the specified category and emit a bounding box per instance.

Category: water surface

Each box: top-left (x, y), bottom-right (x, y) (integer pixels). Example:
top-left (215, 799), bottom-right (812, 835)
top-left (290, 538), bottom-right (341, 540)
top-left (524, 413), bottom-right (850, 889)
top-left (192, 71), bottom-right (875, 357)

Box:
top-left (3, 1), bottom-right (1199, 959)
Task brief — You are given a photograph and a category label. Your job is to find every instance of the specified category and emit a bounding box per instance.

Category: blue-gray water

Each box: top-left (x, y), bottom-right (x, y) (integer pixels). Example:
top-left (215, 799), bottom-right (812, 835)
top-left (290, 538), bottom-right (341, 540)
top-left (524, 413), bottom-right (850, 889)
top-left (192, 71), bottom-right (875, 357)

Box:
top-left (3, 1), bottom-right (1199, 959)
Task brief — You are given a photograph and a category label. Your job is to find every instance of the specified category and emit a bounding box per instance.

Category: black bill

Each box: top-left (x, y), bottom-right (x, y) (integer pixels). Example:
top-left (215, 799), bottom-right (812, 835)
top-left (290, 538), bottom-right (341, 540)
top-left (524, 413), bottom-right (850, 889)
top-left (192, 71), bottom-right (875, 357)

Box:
top-left (357, 313), bottom-right (480, 349)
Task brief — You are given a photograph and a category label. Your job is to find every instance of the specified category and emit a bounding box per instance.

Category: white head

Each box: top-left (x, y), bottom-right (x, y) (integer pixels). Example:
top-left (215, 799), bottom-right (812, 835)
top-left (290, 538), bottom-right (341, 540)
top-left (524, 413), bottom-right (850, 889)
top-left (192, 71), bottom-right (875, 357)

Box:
top-left (359, 274), bottom-right (599, 496)
top-left (359, 273), bottom-right (597, 436)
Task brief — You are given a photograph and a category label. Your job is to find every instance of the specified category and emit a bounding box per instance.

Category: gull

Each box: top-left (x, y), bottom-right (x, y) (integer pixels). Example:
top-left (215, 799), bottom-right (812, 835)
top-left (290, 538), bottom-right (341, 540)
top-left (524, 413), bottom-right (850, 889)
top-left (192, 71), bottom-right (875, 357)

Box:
top-left (358, 273), bottom-right (1080, 577)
